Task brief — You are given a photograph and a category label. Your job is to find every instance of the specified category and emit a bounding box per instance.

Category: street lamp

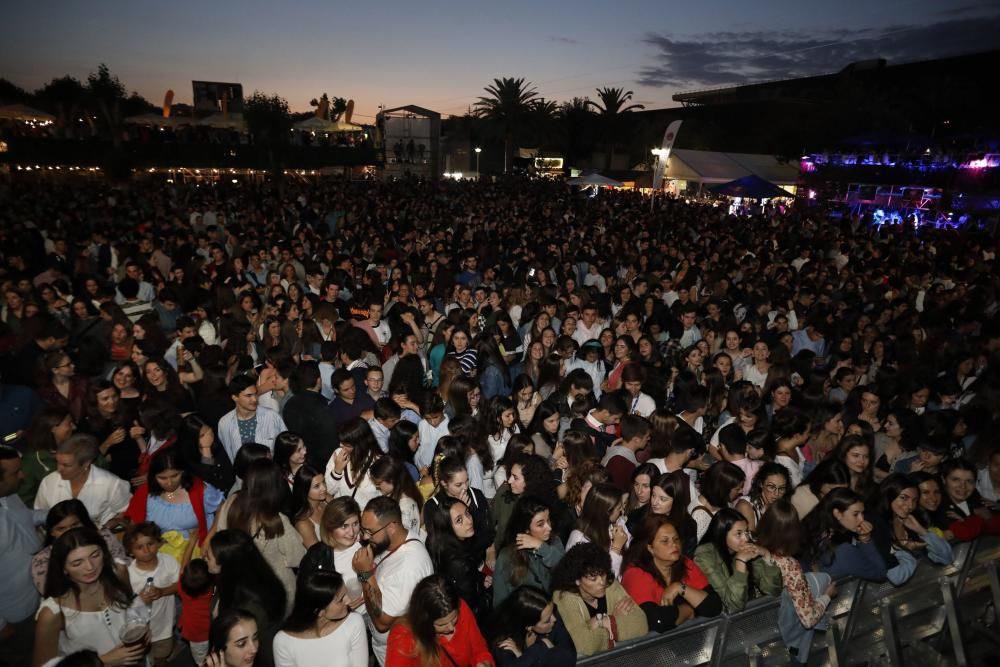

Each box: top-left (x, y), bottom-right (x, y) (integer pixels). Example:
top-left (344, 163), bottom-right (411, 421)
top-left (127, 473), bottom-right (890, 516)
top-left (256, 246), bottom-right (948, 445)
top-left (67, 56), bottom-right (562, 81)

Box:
top-left (475, 147), bottom-right (482, 179)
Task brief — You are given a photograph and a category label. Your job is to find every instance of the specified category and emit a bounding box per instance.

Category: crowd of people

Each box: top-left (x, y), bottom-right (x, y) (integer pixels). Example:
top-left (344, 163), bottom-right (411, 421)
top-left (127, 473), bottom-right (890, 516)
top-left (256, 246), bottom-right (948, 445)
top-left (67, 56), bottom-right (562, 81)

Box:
top-left (0, 174), bottom-right (998, 667)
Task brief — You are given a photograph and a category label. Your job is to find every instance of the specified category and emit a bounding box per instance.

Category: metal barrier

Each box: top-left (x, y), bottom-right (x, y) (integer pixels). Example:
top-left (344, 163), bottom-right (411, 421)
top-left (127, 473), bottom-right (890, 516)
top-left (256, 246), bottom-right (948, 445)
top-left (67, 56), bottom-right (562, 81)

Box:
top-left (573, 537), bottom-right (997, 667)
top-left (576, 615), bottom-right (722, 667)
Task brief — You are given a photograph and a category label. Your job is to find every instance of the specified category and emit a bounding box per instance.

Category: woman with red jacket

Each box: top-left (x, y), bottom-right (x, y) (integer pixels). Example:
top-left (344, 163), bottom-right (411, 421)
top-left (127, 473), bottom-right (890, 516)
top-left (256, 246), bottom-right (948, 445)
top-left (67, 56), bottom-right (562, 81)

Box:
top-left (621, 514), bottom-right (723, 632)
top-left (386, 575), bottom-right (494, 667)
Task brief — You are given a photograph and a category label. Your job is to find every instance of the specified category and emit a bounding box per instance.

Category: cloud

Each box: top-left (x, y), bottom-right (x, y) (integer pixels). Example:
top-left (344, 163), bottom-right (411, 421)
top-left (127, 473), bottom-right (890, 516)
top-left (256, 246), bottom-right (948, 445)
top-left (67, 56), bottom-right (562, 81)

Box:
top-left (547, 35), bottom-right (580, 45)
top-left (936, 1), bottom-right (998, 17)
top-left (637, 11), bottom-right (1000, 90)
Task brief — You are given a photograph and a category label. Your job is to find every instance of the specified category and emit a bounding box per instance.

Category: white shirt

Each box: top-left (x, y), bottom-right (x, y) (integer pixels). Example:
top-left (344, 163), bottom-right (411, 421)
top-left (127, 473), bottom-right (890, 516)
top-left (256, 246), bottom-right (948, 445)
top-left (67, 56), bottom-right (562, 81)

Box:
top-left (583, 272), bottom-right (607, 292)
top-left (34, 466), bottom-right (131, 527)
top-left (319, 362), bottom-right (336, 401)
top-left (38, 596), bottom-right (126, 658)
top-left (776, 448), bottom-right (806, 488)
top-left (273, 612), bottom-right (368, 667)
top-left (332, 543), bottom-right (366, 616)
top-left (415, 417), bottom-right (450, 470)
top-left (565, 521), bottom-right (631, 579)
top-left (217, 407), bottom-right (287, 462)
top-left (368, 540), bottom-right (434, 666)
top-left (572, 320), bottom-right (605, 346)
top-left (627, 392), bottom-right (656, 418)
top-left (127, 553), bottom-right (180, 641)
top-left (744, 364), bottom-right (769, 388)
top-left (324, 448), bottom-right (380, 510)
top-left (977, 467), bottom-right (998, 503)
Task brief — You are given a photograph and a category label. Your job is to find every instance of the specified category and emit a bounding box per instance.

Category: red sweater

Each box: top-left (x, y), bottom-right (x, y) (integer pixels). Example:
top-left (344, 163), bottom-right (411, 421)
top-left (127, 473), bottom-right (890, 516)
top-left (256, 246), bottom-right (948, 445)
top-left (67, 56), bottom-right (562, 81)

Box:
top-left (178, 577), bottom-right (212, 642)
top-left (621, 558), bottom-right (710, 605)
top-left (385, 599), bottom-right (494, 667)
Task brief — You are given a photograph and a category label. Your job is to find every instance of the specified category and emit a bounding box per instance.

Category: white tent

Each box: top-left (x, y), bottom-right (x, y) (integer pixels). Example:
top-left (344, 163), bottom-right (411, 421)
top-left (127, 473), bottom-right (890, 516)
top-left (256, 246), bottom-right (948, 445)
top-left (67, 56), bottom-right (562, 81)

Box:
top-left (568, 172), bottom-right (624, 188)
top-left (124, 113), bottom-right (185, 127)
top-left (330, 120), bottom-right (363, 132)
top-left (196, 113), bottom-right (246, 130)
top-left (293, 117), bottom-right (363, 133)
top-left (0, 104), bottom-right (55, 123)
top-left (665, 149), bottom-right (798, 186)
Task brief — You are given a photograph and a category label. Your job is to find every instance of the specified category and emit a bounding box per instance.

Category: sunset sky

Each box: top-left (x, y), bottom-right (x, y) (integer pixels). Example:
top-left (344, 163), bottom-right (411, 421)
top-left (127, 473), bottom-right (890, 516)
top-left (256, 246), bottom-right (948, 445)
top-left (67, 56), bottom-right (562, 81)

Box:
top-left (2, 0), bottom-right (998, 120)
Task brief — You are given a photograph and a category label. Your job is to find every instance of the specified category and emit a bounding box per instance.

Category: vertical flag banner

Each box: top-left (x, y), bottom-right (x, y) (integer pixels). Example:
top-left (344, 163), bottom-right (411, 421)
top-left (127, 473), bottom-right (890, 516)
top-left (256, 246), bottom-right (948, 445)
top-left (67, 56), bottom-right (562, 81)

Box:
top-left (652, 120), bottom-right (683, 190)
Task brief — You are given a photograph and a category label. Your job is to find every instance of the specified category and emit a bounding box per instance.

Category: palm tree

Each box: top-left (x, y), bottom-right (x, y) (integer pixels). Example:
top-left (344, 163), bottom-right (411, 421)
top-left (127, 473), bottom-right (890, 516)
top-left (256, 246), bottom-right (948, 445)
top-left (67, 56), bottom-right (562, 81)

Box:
top-left (530, 98), bottom-right (561, 153)
top-left (474, 77), bottom-right (538, 173)
top-left (587, 87), bottom-right (644, 170)
top-left (560, 97), bottom-right (595, 167)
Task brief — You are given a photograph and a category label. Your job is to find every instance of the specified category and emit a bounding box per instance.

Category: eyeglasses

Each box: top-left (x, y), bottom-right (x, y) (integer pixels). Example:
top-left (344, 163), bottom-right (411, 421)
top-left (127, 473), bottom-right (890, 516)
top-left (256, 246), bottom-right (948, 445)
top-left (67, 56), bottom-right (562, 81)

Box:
top-left (360, 520), bottom-right (394, 539)
top-left (764, 484), bottom-right (787, 494)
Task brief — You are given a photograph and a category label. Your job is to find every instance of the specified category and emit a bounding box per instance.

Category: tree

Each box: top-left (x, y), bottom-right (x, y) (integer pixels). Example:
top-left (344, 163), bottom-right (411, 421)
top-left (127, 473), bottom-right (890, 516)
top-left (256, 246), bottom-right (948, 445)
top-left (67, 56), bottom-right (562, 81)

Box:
top-left (560, 97), bottom-right (596, 167)
top-left (35, 76), bottom-right (91, 137)
top-left (87, 64), bottom-right (127, 147)
top-left (474, 77), bottom-right (538, 173)
top-left (0, 78), bottom-right (30, 104)
top-left (309, 93), bottom-right (348, 121)
top-left (244, 91), bottom-right (293, 175)
top-left (524, 97), bottom-right (561, 155)
top-left (587, 87), bottom-right (644, 169)
top-left (123, 92), bottom-right (158, 118)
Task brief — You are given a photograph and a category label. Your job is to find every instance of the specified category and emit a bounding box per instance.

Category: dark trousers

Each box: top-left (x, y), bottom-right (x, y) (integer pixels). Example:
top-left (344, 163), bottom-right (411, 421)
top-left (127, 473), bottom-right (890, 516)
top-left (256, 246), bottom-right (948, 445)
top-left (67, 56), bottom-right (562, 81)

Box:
top-left (0, 615), bottom-right (36, 667)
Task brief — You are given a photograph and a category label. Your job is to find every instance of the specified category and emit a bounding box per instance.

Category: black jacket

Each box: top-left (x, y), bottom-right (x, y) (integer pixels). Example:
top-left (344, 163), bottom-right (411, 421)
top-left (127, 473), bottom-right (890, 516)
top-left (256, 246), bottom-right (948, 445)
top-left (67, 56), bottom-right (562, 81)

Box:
top-left (282, 389), bottom-right (340, 472)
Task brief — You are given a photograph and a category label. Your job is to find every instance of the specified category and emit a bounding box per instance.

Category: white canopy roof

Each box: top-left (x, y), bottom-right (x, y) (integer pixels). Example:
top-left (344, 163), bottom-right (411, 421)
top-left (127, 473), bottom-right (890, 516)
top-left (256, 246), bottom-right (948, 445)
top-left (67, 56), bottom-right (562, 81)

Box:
top-left (196, 113), bottom-right (246, 130)
top-left (294, 117), bottom-right (363, 133)
top-left (0, 104), bottom-right (55, 122)
top-left (124, 113), bottom-right (185, 127)
top-left (666, 149), bottom-right (798, 185)
top-left (568, 172), bottom-right (624, 187)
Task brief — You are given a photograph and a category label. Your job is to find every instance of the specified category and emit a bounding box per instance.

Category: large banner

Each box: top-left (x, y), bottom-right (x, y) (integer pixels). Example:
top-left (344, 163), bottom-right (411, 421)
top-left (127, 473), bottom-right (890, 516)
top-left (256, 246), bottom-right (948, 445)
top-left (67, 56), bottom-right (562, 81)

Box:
top-left (192, 81), bottom-right (244, 114)
top-left (652, 120), bottom-right (683, 190)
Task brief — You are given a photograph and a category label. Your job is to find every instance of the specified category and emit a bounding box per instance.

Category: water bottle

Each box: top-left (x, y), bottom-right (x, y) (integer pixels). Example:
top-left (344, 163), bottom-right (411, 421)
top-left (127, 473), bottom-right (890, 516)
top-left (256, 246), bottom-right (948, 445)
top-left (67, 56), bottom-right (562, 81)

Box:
top-left (140, 576), bottom-right (155, 613)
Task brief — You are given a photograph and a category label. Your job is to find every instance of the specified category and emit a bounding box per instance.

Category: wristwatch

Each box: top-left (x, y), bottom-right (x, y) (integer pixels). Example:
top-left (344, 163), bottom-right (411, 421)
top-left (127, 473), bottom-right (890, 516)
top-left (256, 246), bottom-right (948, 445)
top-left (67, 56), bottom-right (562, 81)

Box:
top-left (357, 570), bottom-right (374, 584)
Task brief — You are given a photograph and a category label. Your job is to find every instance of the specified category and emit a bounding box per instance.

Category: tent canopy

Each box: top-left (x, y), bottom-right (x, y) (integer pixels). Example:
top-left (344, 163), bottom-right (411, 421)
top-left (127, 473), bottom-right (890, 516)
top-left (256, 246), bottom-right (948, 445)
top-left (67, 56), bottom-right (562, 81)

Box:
top-left (666, 149), bottom-right (797, 185)
top-left (0, 104), bottom-right (55, 122)
top-left (710, 174), bottom-right (791, 199)
top-left (568, 172), bottom-right (623, 187)
top-left (294, 116), bottom-right (362, 133)
top-left (197, 113), bottom-right (246, 130)
top-left (124, 113), bottom-right (185, 127)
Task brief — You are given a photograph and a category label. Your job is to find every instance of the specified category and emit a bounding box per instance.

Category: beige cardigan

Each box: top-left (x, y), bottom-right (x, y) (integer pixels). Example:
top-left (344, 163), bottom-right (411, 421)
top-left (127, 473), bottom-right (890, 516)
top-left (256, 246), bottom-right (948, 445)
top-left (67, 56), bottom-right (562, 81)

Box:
top-left (553, 580), bottom-right (649, 656)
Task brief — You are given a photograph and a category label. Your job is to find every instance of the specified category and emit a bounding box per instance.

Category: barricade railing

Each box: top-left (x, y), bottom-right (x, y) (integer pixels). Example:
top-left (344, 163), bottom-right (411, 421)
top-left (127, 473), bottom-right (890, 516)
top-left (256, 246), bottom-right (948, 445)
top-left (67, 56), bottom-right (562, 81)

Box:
top-left (574, 536), bottom-right (997, 667)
